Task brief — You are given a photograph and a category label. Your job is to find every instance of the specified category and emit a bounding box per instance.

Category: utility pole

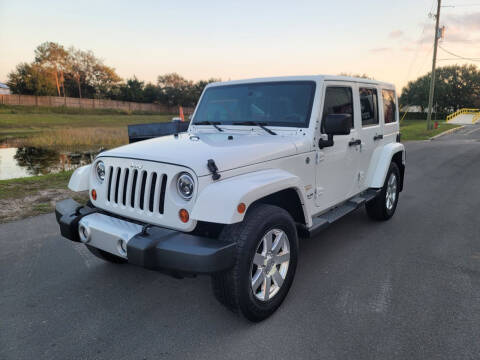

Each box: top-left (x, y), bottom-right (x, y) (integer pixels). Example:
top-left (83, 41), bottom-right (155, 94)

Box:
top-left (426, 0), bottom-right (442, 130)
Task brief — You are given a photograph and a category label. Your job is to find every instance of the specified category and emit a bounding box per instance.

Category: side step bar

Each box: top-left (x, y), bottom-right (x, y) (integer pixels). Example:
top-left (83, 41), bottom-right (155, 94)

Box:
top-left (300, 189), bottom-right (380, 238)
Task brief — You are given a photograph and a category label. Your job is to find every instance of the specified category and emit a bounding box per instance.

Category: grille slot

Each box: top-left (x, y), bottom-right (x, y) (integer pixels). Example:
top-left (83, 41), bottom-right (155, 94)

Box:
top-left (107, 166), bottom-right (114, 202)
top-left (130, 170), bottom-right (138, 207)
top-left (114, 167), bottom-right (121, 203)
top-left (105, 166), bottom-right (167, 214)
top-left (159, 174), bottom-right (167, 214)
top-left (149, 173), bottom-right (157, 212)
top-left (139, 171), bottom-right (147, 210)
top-left (122, 169), bottom-right (129, 206)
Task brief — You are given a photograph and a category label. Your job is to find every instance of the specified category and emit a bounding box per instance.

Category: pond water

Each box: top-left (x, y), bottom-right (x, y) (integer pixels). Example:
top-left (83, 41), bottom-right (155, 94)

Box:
top-left (0, 147), bottom-right (97, 180)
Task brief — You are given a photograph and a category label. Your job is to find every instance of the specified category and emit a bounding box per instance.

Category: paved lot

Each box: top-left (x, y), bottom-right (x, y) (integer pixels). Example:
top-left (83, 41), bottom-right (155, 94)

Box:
top-left (1, 125), bottom-right (480, 360)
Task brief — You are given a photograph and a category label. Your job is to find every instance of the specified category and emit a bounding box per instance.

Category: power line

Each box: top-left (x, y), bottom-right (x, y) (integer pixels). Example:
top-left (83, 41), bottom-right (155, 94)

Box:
top-left (438, 58), bottom-right (480, 61)
top-left (442, 3), bottom-right (480, 7)
top-left (438, 44), bottom-right (480, 61)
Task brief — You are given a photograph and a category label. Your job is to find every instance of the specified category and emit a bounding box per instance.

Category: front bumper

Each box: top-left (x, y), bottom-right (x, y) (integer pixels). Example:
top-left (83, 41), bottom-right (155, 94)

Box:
top-left (55, 199), bottom-right (236, 274)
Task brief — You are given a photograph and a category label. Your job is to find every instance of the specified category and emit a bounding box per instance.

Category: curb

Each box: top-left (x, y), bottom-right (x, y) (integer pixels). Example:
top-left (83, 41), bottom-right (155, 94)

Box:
top-left (429, 125), bottom-right (465, 140)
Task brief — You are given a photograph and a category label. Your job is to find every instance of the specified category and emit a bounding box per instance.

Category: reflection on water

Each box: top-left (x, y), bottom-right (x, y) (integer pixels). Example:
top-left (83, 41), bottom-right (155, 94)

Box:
top-left (0, 147), bottom-right (98, 180)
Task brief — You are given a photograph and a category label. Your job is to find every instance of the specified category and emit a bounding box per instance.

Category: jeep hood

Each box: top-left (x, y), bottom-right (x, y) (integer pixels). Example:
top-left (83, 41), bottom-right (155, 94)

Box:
top-left (100, 132), bottom-right (300, 176)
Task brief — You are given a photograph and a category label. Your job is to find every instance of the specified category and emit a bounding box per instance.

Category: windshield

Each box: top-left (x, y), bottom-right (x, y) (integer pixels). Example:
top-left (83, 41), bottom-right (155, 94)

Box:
top-left (193, 81), bottom-right (316, 128)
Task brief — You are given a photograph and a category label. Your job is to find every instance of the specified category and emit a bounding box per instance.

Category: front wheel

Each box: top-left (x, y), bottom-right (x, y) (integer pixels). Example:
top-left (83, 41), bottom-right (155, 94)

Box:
top-left (366, 162), bottom-right (400, 221)
top-left (211, 204), bottom-right (298, 322)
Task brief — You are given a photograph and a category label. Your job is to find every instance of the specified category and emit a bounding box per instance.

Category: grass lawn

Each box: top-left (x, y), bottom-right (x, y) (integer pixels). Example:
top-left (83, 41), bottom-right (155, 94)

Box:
top-left (400, 119), bottom-right (459, 141)
top-left (0, 170), bottom-right (73, 200)
top-left (0, 170), bottom-right (89, 223)
top-left (0, 104), bottom-right (175, 150)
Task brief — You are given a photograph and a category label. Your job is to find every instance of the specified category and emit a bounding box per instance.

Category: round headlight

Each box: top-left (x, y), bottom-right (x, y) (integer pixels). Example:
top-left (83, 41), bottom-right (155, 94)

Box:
top-left (177, 173), bottom-right (194, 200)
top-left (95, 161), bottom-right (105, 182)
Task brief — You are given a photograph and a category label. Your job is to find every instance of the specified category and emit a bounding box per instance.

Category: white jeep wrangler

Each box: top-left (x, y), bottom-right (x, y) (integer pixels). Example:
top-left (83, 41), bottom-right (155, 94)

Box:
top-left (56, 75), bottom-right (405, 321)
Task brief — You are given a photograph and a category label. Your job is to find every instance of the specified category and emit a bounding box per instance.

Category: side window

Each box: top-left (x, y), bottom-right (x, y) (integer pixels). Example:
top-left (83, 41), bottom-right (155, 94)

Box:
top-left (322, 86), bottom-right (354, 131)
top-left (359, 88), bottom-right (378, 126)
top-left (382, 89), bottom-right (397, 124)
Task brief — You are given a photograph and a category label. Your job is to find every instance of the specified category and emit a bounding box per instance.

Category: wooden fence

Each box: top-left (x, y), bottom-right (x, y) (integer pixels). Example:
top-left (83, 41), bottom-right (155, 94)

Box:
top-left (0, 94), bottom-right (194, 114)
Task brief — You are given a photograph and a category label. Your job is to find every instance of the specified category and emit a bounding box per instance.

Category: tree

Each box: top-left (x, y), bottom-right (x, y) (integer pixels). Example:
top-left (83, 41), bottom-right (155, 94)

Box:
top-left (66, 48), bottom-right (86, 98)
top-left (143, 83), bottom-right (161, 103)
top-left (401, 65), bottom-right (480, 112)
top-left (34, 42), bottom-right (68, 97)
top-left (90, 63), bottom-right (122, 99)
top-left (7, 62), bottom-right (57, 96)
top-left (157, 73), bottom-right (193, 106)
top-left (8, 42), bottom-right (121, 99)
top-left (116, 77), bottom-right (146, 102)
top-left (65, 47), bottom-right (122, 98)
top-left (157, 73), bottom-right (219, 107)
top-left (6, 42), bottom-right (219, 105)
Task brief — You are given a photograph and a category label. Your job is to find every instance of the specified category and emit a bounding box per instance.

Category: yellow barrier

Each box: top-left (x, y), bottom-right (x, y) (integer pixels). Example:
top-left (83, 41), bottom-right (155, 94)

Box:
top-left (473, 112), bottom-right (480, 124)
top-left (446, 108), bottom-right (480, 122)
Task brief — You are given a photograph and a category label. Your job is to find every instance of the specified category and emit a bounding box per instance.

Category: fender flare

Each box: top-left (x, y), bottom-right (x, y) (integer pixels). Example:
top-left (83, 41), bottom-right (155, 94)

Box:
top-left (366, 142), bottom-right (405, 189)
top-left (191, 169), bottom-right (311, 225)
top-left (68, 164), bottom-right (91, 192)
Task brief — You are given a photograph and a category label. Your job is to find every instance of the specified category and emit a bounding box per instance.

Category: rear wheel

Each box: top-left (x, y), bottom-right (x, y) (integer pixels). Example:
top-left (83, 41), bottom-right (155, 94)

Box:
top-left (211, 204), bottom-right (298, 322)
top-left (86, 245), bottom-right (127, 264)
top-left (366, 162), bottom-right (400, 221)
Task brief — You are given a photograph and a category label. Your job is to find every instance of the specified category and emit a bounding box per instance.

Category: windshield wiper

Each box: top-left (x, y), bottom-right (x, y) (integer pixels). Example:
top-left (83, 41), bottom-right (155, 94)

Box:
top-left (232, 121), bottom-right (277, 135)
top-left (193, 121), bottom-right (224, 132)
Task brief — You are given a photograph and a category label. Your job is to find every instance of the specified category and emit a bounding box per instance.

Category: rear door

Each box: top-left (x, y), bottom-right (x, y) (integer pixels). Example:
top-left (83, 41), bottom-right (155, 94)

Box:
top-left (355, 85), bottom-right (383, 191)
top-left (314, 82), bottom-right (360, 211)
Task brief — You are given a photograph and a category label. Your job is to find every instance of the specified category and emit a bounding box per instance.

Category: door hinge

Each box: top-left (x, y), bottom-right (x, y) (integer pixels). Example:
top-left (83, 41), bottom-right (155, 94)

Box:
top-left (316, 152), bottom-right (324, 164)
top-left (357, 171), bottom-right (365, 184)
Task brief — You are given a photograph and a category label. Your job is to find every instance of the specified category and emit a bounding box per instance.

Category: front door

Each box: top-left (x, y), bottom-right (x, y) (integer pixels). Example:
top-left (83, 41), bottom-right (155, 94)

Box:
top-left (315, 83), bottom-right (360, 211)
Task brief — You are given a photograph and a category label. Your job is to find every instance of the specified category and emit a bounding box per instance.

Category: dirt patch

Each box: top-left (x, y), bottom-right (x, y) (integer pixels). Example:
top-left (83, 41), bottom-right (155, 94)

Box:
top-left (0, 189), bottom-right (88, 223)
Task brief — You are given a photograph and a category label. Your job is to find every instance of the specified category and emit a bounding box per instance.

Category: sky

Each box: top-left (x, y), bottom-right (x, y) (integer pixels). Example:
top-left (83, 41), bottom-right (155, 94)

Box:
top-left (1, 0), bottom-right (479, 92)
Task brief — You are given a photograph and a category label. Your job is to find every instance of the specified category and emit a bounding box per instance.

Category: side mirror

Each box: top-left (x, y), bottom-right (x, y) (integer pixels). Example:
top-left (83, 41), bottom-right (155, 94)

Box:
top-left (318, 114), bottom-right (352, 149)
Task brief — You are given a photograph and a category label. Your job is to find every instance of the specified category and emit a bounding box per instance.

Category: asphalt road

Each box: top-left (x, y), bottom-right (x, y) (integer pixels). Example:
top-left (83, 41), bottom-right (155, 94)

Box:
top-left (2, 124), bottom-right (480, 360)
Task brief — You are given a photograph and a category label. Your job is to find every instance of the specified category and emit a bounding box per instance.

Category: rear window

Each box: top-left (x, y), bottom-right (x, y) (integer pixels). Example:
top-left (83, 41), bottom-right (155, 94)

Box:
top-left (382, 89), bottom-right (397, 124)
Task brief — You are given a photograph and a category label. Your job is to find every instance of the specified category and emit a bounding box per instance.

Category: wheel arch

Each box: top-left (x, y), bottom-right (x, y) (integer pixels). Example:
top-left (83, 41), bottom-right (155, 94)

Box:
top-left (191, 169), bottom-right (311, 226)
top-left (251, 187), bottom-right (308, 225)
top-left (365, 142), bottom-right (405, 190)
top-left (391, 151), bottom-right (405, 191)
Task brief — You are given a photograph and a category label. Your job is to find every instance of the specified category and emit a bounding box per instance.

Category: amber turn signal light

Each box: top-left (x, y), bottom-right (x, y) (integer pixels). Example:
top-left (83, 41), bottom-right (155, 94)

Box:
top-left (91, 189), bottom-right (97, 200)
top-left (237, 203), bottom-right (246, 214)
top-left (179, 209), bottom-right (189, 223)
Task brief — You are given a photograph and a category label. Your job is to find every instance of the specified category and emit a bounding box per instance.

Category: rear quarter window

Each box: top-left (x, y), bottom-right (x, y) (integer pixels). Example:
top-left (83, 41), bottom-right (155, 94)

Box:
top-left (382, 89), bottom-right (397, 124)
top-left (359, 88), bottom-right (379, 127)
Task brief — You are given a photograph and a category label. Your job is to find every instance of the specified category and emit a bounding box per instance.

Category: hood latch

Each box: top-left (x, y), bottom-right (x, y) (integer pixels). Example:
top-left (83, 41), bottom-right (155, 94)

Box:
top-left (207, 159), bottom-right (221, 181)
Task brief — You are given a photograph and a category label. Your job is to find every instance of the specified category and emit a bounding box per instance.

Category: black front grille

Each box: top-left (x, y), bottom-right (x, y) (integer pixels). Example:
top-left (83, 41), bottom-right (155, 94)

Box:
top-left (106, 166), bottom-right (167, 214)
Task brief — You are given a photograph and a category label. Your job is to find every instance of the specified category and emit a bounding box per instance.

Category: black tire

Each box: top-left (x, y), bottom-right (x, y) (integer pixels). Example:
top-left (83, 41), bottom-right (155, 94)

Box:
top-left (86, 245), bottom-right (127, 264)
top-left (366, 162), bottom-right (400, 221)
top-left (211, 203), bottom-right (298, 322)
